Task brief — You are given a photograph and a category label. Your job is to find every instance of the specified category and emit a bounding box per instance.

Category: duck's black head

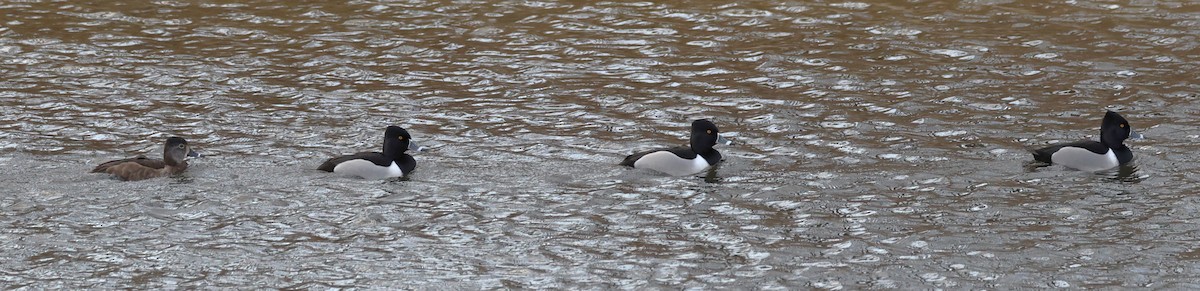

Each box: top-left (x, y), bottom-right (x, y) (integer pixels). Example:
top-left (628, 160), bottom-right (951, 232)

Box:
top-left (383, 126), bottom-right (420, 157)
top-left (1100, 111), bottom-right (1140, 147)
top-left (689, 119), bottom-right (730, 153)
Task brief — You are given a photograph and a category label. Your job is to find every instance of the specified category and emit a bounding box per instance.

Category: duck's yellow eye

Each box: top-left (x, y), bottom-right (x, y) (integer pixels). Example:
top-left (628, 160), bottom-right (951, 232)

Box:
top-left (706, 130), bottom-right (712, 135)
top-left (398, 136), bottom-right (405, 141)
top-left (1120, 124), bottom-right (1125, 128)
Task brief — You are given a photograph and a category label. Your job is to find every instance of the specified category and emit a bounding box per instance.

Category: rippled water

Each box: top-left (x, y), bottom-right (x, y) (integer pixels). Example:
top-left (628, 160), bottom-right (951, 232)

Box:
top-left (3, 0), bottom-right (1200, 288)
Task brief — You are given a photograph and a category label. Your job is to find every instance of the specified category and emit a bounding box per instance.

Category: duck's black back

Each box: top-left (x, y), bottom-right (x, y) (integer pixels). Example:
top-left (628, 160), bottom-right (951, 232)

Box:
top-left (1029, 140), bottom-right (1107, 163)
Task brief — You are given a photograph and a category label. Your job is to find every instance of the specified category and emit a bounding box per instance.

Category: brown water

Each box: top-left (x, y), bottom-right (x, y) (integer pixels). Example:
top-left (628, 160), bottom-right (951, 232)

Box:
top-left (2, 0), bottom-right (1199, 288)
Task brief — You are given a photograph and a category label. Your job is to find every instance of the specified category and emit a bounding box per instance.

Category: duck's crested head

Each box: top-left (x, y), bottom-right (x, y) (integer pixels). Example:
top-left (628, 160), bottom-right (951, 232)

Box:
top-left (163, 136), bottom-right (199, 165)
top-left (1101, 110), bottom-right (1139, 145)
top-left (384, 126), bottom-right (411, 140)
top-left (383, 125), bottom-right (420, 154)
top-left (164, 136), bottom-right (188, 147)
top-left (690, 119), bottom-right (728, 151)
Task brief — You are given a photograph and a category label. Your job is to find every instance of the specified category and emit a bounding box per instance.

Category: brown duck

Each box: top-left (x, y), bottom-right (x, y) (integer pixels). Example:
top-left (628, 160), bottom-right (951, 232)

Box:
top-left (92, 137), bottom-right (200, 181)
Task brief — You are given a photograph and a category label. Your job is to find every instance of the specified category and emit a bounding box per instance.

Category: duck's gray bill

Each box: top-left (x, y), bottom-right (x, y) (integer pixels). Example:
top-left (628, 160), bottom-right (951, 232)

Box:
top-left (717, 135), bottom-right (732, 145)
top-left (1129, 130), bottom-right (1144, 140)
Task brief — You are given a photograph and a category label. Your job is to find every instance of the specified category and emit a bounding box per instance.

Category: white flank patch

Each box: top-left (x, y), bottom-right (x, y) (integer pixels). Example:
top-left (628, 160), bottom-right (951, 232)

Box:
top-left (633, 151), bottom-right (710, 176)
top-left (1052, 147), bottom-right (1118, 172)
top-left (333, 160), bottom-right (404, 179)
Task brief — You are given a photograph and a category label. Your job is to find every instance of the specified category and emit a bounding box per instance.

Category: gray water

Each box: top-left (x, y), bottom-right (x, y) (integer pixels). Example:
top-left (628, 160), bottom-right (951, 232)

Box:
top-left (3, 0), bottom-right (1200, 289)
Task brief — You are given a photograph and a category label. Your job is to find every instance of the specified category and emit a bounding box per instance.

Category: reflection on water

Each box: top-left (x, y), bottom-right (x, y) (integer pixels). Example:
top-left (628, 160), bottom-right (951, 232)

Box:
top-left (1026, 161), bottom-right (1145, 183)
top-left (703, 166), bottom-right (722, 184)
top-left (1106, 164), bottom-right (1145, 184)
top-left (3, 0), bottom-right (1200, 289)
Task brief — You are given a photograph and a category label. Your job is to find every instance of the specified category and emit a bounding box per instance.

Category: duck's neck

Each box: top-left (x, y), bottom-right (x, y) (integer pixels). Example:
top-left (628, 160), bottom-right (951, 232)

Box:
top-left (1107, 140), bottom-right (1133, 163)
top-left (383, 140), bottom-right (402, 160)
top-left (163, 149), bottom-right (183, 167)
top-left (170, 161), bottom-right (189, 173)
top-left (1101, 134), bottom-right (1133, 164)
top-left (1100, 133), bottom-right (1125, 151)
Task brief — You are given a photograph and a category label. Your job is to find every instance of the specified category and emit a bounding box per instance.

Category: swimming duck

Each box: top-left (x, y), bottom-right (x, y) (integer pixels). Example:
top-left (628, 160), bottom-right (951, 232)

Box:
top-left (318, 126), bottom-right (420, 179)
top-left (92, 137), bottom-right (200, 181)
top-left (1030, 110), bottom-right (1143, 171)
top-left (620, 119), bottom-right (732, 176)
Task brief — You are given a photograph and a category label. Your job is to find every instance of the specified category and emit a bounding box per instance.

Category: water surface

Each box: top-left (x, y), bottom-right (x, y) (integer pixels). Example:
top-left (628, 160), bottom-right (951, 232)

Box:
top-left (2, 0), bottom-right (1200, 289)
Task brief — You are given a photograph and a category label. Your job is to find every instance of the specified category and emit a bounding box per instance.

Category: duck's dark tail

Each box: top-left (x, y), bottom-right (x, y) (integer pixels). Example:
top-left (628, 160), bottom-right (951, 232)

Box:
top-left (619, 152), bottom-right (642, 167)
top-left (1025, 145), bottom-right (1058, 164)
